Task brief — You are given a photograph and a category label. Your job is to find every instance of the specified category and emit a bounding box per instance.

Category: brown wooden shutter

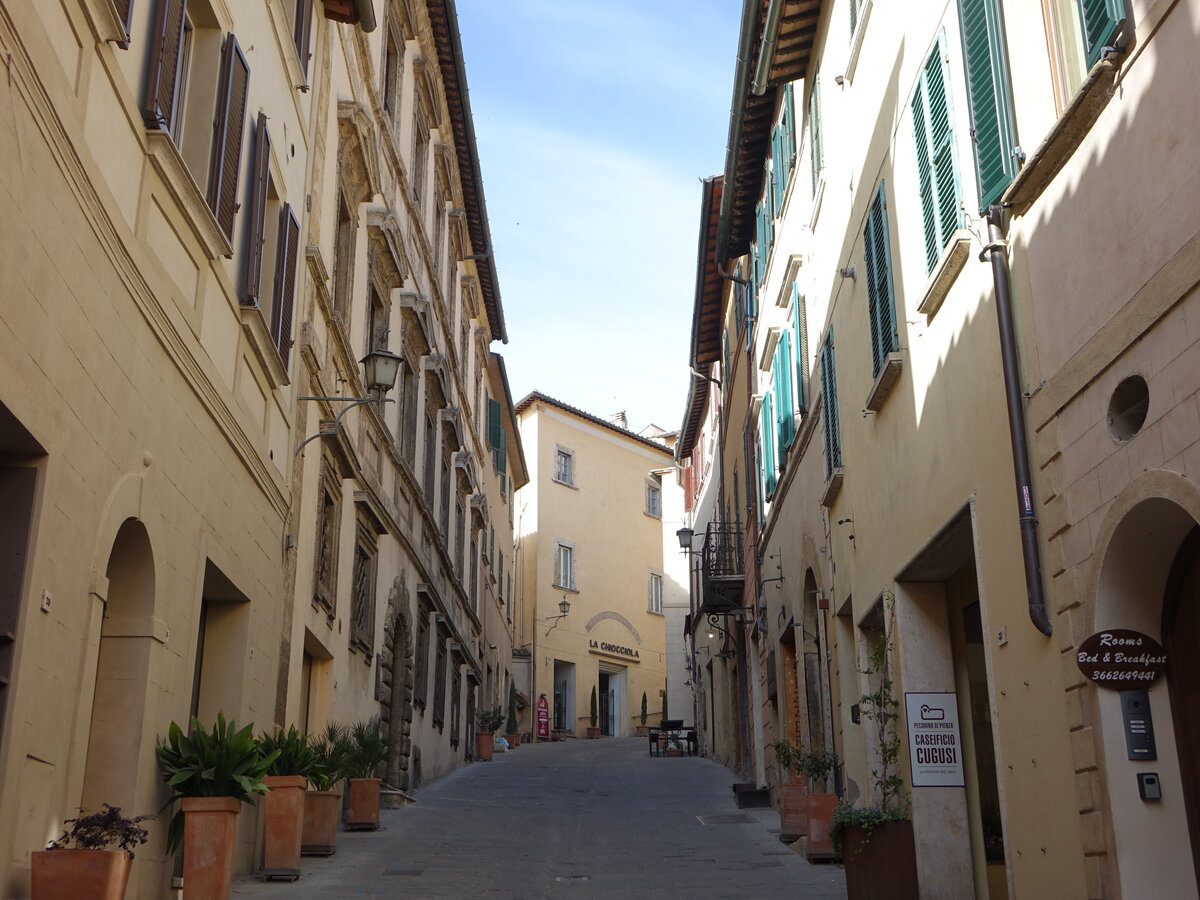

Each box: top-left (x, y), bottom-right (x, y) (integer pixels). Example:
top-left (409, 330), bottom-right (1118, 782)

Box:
top-left (241, 113), bottom-right (270, 306)
top-left (271, 204), bottom-right (300, 367)
top-left (141, 0), bottom-right (185, 129)
top-left (293, 0), bottom-right (313, 78)
top-left (206, 33), bottom-right (250, 246)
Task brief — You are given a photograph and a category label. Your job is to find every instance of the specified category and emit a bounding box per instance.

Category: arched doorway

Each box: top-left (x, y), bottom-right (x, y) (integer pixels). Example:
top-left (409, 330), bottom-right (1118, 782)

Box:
top-left (379, 576), bottom-right (414, 789)
top-left (1165, 526), bottom-right (1200, 893)
top-left (1093, 496), bottom-right (1198, 899)
top-left (81, 518), bottom-right (156, 814)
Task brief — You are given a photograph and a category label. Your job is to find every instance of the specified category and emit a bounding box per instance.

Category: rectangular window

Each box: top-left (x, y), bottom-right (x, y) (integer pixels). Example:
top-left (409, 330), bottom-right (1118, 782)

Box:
top-left (433, 634), bottom-right (447, 727)
top-left (808, 74), bottom-right (823, 196)
top-left (366, 286), bottom-right (388, 354)
top-left (293, 0), bottom-right (313, 78)
top-left (554, 542), bottom-right (576, 591)
top-left (449, 665), bottom-right (461, 747)
top-left (792, 282), bottom-right (809, 415)
top-left (350, 523), bottom-right (376, 653)
top-left (382, 26), bottom-right (402, 122)
top-left (554, 448), bottom-right (575, 485)
top-left (958, 0), bottom-right (1019, 211)
top-left (649, 573), bottom-right (663, 615)
top-left (333, 192), bottom-right (355, 318)
top-left (414, 611), bottom-right (430, 707)
top-left (412, 112), bottom-right (429, 205)
top-left (863, 182), bottom-right (899, 377)
top-left (821, 331), bottom-right (842, 477)
top-left (313, 465), bottom-right (340, 613)
top-left (912, 31), bottom-right (964, 273)
top-left (645, 481), bottom-right (662, 518)
top-left (469, 530), bottom-right (479, 610)
top-left (487, 398), bottom-right (507, 475)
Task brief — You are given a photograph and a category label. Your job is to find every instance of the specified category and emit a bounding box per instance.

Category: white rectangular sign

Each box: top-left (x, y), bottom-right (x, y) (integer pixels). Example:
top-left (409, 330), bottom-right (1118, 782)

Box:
top-left (904, 692), bottom-right (965, 787)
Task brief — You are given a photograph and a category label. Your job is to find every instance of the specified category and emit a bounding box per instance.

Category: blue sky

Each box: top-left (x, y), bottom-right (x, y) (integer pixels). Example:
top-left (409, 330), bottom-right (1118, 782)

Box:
top-left (455, 0), bottom-right (741, 433)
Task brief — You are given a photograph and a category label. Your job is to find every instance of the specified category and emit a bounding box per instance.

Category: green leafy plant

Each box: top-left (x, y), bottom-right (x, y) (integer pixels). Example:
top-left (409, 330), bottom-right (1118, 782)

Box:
top-left (47, 804), bottom-right (153, 857)
top-left (829, 801), bottom-right (908, 856)
top-left (476, 705), bottom-right (505, 733)
top-left (308, 722), bottom-right (352, 791)
top-left (771, 739), bottom-right (804, 781)
top-left (799, 747), bottom-right (838, 789)
top-left (506, 684), bottom-right (519, 735)
top-left (258, 725), bottom-right (323, 779)
top-left (589, 686), bottom-right (598, 727)
top-left (156, 713), bottom-right (278, 853)
top-left (640, 692), bottom-right (648, 726)
top-left (343, 719), bottom-right (390, 779)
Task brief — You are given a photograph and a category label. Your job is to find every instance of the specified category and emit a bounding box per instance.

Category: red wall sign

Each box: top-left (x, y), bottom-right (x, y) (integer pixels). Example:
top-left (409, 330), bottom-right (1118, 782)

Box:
top-left (536, 694), bottom-right (550, 739)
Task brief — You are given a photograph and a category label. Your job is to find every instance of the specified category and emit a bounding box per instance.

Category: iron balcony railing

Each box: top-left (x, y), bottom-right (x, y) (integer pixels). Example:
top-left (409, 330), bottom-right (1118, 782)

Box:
top-left (698, 520), bottom-right (745, 614)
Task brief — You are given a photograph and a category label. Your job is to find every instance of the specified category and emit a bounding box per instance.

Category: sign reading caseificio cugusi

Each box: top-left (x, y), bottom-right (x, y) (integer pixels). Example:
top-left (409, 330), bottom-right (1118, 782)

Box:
top-left (1076, 629), bottom-right (1167, 690)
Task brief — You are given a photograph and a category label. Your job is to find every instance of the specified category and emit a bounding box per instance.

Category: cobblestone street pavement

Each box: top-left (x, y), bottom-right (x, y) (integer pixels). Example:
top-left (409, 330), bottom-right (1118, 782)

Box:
top-left (232, 736), bottom-right (846, 899)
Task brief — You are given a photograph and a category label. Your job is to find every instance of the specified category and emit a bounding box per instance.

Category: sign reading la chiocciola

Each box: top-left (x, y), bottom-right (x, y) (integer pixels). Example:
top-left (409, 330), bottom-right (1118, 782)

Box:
top-left (1076, 629), bottom-right (1167, 690)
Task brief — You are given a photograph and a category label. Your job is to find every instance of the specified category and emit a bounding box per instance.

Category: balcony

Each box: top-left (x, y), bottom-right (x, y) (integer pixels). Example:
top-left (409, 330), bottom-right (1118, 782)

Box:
top-left (697, 520), bottom-right (744, 615)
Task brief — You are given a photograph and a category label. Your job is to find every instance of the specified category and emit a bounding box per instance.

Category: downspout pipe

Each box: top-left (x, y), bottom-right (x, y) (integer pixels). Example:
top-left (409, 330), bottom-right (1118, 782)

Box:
top-left (751, 0), bottom-right (785, 96)
top-left (352, 0), bottom-right (376, 32)
top-left (982, 206), bottom-right (1053, 637)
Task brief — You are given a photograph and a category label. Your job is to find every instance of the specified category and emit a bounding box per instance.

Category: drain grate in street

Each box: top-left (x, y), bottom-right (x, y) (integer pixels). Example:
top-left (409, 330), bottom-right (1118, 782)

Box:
top-left (383, 868), bottom-right (424, 876)
top-left (697, 813), bottom-right (755, 825)
top-left (554, 875), bottom-right (590, 883)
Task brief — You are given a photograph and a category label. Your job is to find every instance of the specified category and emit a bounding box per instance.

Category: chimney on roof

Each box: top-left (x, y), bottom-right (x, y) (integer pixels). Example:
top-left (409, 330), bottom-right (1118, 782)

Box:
top-left (609, 411), bottom-right (629, 430)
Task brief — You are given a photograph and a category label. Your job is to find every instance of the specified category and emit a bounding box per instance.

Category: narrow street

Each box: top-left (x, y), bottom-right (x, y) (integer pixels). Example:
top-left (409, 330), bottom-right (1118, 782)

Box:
top-left (233, 738), bottom-right (846, 899)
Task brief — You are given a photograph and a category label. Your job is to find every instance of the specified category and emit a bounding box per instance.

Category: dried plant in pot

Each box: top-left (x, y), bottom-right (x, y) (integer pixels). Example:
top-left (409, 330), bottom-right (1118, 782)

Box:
top-left (157, 713), bottom-right (277, 899)
top-left (257, 726), bottom-right (323, 880)
top-left (32, 804), bottom-right (152, 900)
top-left (343, 719), bottom-right (390, 830)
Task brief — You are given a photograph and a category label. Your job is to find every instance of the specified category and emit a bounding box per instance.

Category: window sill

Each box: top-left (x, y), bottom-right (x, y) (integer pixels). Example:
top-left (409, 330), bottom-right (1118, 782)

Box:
top-left (553, 585), bottom-right (580, 594)
top-left (647, 609), bottom-right (664, 617)
top-left (145, 130), bottom-right (232, 259)
top-left (820, 467), bottom-right (844, 508)
top-left (865, 351), bottom-right (904, 413)
top-left (1002, 56), bottom-right (1120, 215)
top-left (918, 232), bottom-right (972, 319)
top-left (552, 477), bottom-right (579, 490)
top-left (644, 511), bottom-right (662, 521)
top-left (239, 305), bottom-right (290, 389)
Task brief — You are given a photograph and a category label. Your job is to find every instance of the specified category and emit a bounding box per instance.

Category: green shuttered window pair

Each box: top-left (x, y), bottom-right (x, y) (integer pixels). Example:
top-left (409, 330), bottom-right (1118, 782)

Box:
top-left (863, 184), bottom-right (898, 378)
top-left (957, 0), bottom-right (1017, 211)
top-left (774, 331), bottom-right (795, 452)
top-left (912, 31), bottom-right (964, 274)
top-left (487, 398), bottom-right (506, 477)
top-left (760, 392), bottom-right (777, 499)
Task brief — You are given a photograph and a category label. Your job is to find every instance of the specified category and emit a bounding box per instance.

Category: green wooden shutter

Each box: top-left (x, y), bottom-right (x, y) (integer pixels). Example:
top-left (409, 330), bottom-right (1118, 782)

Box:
top-left (792, 282), bottom-right (808, 413)
top-left (863, 183), bottom-right (898, 377)
top-left (850, 0), bottom-right (859, 37)
top-left (777, 330), bottom-right (795, 449)
top-left (808, 75), bottom-right (822, 196)
top-left (487, 398), bottom-right (502, 477)
top-left (820, 331), bottom-right (841, 477)
top-left (761, 392), bottom-right (776, 497)
top-left (1077, 0), bottom-right (1126, 68)
top-left (958, 0), bottom-right (1018, 211)
top-left (913, 30), bottom-right (964, 273)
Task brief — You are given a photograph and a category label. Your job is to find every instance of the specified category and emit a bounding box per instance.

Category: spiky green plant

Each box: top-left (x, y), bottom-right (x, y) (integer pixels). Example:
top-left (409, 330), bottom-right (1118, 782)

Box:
top-left (307, 722), bottom-right (352, 791)
top-left (156, 713), bottom-right (278, 853)
top-left (258, 725), bottom-right (323, 779)
top-left (344, 719), bottom-right (389, 779)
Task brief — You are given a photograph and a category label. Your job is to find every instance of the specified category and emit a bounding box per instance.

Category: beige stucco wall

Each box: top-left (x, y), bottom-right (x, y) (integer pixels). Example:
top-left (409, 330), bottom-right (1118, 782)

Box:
top-left (516, 400), bottom-right (671, 739)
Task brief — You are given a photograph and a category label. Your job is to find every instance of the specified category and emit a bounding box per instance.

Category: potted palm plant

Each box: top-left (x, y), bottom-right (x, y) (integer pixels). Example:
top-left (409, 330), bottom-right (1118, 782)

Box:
top-left (586, 686), bottom-right (602, 738)
top-left (505, 684), bottom-right (521, 748)
top-left (343, 719), bottom-right (389, 830)
top-left (157, 713), bottom-right (277, 899)
top-left (257, 726), bottom-right (323, 880)
top-left (302, 724), bottom-right (349, 857)
top-left (31, 804), bottom-right (152, 899)
top-left (475, 705), bottom-right (505, 761)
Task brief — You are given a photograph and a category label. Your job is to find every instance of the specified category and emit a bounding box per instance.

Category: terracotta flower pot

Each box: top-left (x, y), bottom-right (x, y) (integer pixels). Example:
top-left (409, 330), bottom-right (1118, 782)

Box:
top-left (31, 848), bottom-right (131, 900)
top-left (842, 819), bottom-right (918, 900)
top-left (301, 790), bottom-right (339, 856)
top-left (261, 775), bottom-right (307, 879)
top-left (475, 730), bottom-right (494, 761)
top-left (181, 796), bottom-right (240, 900)
top-left (505, 732), bottom-right (521, 748)
top-left (804, 792), bottom-right (839, 860)
top-left (586, 726), bottom-right (602, 739)
top-left (344, 777), bottom-right (381, 831)
top-left (778, 782), bottom-right (808, 840)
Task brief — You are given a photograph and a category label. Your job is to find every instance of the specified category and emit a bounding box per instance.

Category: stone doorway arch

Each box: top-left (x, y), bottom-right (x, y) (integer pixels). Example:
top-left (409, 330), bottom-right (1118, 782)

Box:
top-left (378, 574), bottom-right (414, 790)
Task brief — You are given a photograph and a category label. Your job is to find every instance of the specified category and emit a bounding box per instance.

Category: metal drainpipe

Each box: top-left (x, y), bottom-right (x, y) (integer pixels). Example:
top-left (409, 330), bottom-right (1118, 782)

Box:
top-left (982, 206), bottom-right (1053, 637)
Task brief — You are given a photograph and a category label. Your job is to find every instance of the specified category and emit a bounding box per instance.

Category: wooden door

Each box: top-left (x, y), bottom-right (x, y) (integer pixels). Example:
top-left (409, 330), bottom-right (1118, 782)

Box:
top-left (1165, 527), bottom-right (1200, 893)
